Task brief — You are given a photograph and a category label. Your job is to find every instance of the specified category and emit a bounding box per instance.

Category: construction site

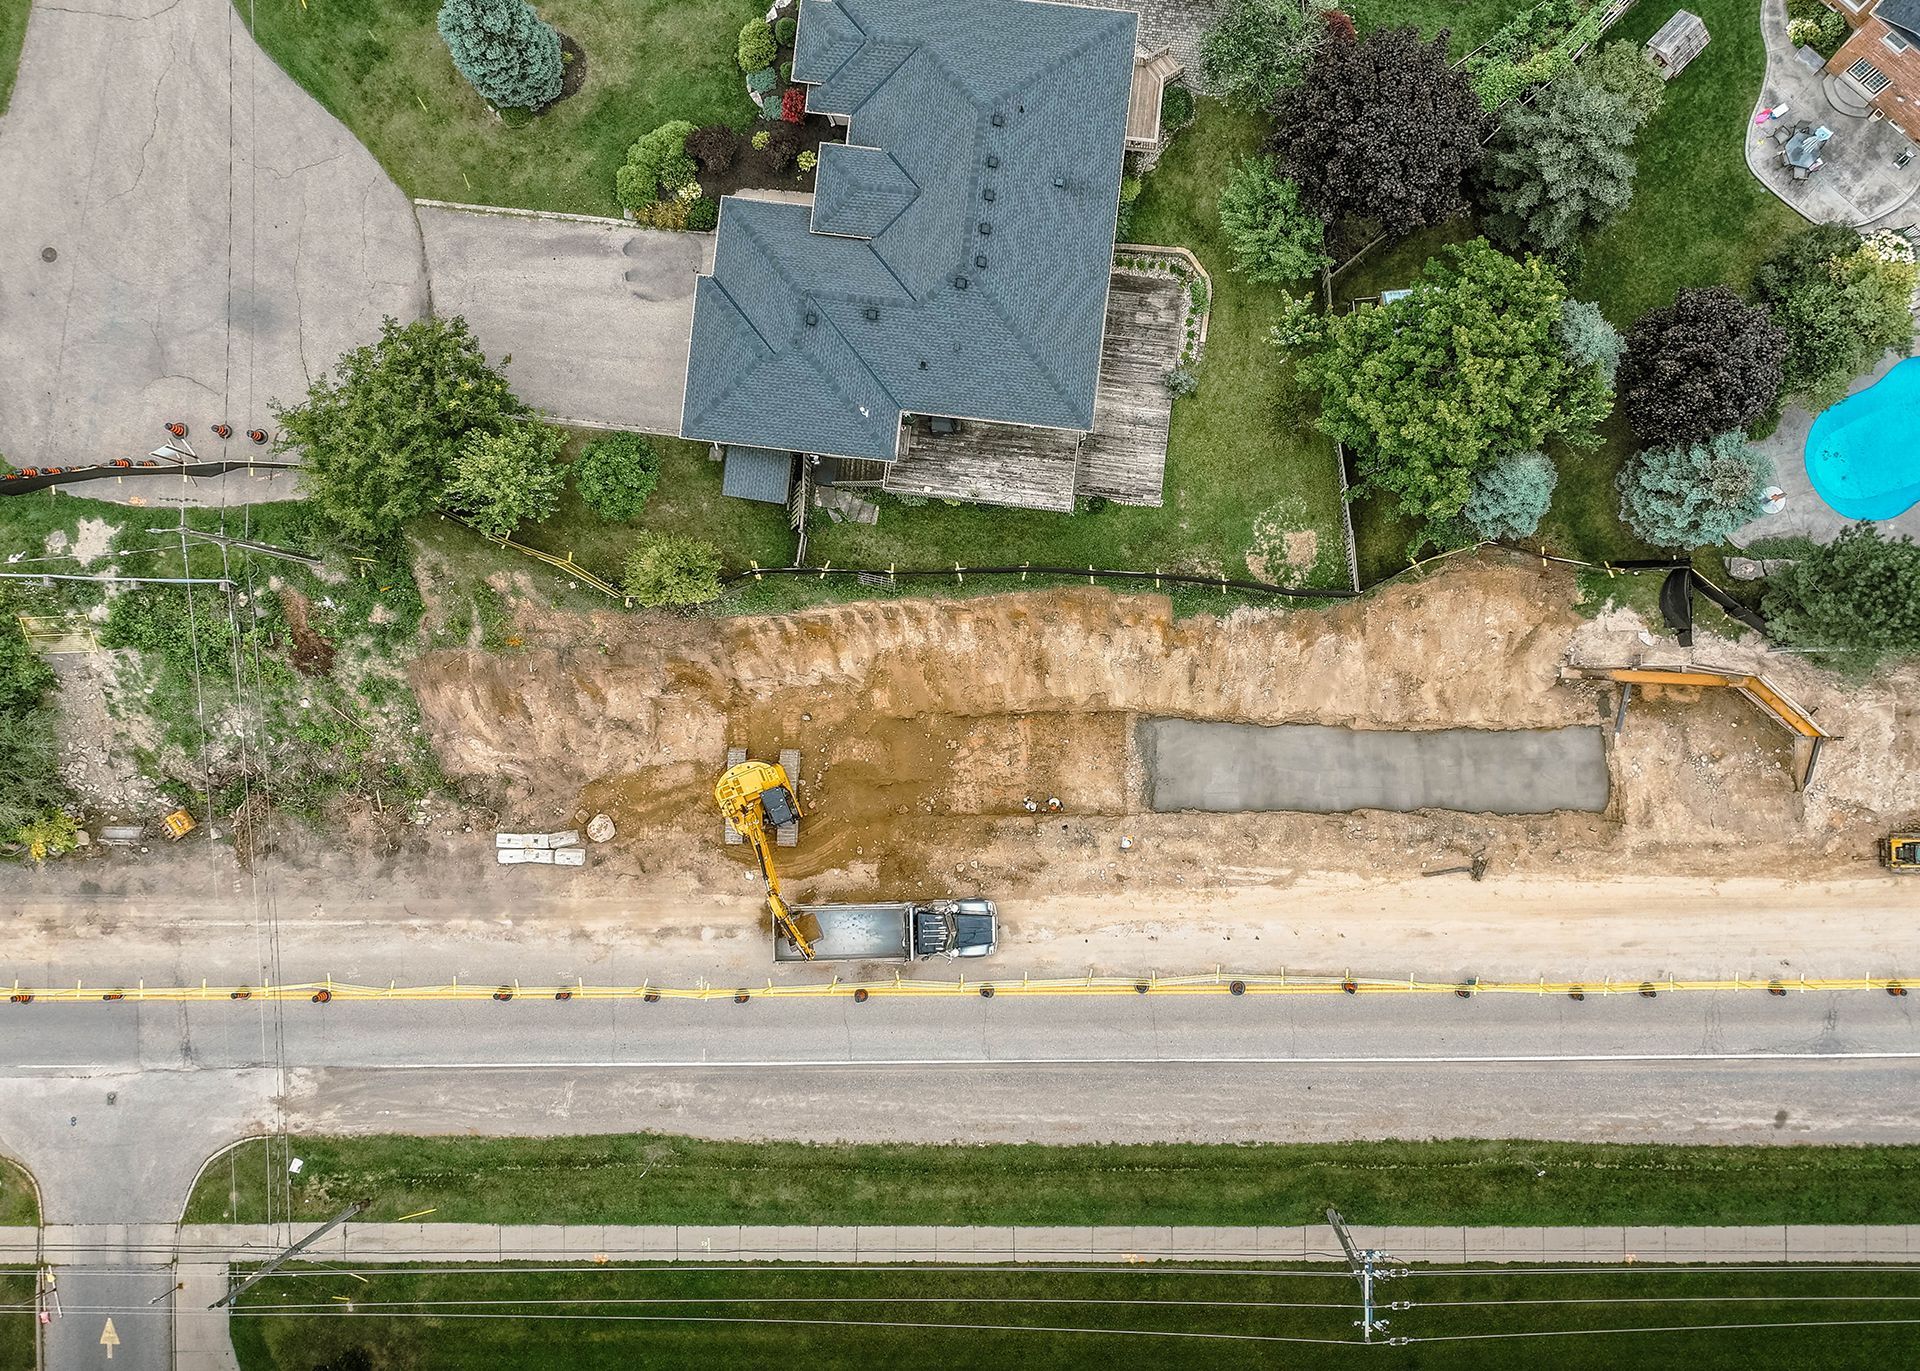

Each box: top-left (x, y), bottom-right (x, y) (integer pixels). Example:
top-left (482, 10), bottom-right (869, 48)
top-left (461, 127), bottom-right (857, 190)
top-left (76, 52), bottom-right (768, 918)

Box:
top-left (384, 558), bottom-right (1920, 968)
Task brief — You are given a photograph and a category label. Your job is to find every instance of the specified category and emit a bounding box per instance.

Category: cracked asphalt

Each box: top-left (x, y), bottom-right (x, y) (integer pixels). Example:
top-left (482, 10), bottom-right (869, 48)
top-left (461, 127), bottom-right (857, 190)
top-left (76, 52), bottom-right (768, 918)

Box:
top-left (0, 0), bottom-right (427, 470)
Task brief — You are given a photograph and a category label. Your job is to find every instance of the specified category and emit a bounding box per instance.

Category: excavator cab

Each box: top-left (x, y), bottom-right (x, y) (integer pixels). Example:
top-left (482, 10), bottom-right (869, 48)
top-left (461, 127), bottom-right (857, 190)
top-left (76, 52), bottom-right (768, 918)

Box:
top-left (715, 760), bottom-right (820, 958)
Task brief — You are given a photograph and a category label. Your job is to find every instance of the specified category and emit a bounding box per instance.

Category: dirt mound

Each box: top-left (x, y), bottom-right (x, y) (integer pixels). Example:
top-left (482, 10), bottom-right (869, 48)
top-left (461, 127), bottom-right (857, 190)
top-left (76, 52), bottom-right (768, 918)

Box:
top-left (407, 560), bottom-right (1920, 900)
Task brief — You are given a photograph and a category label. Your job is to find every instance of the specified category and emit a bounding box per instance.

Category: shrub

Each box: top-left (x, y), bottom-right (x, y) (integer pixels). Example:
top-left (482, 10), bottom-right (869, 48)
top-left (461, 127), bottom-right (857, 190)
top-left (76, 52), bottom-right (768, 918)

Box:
top-left (13, 810), bottom-right (78, 863)
top-left (1218, 155), bottom-right (1330, 284)
top-left (737, 19), bottom-right (777, 72)
top-left (685, 124), bottom-right (739, 174)
top-left (631, 198), bottom-right (692, 230)
top-left (1617, 287), bottom-right (1786, 448)
top-left (1555, 298), bottom-right (1624, 387)
top-left (750, 129), bottom-right (771, 151)
top-left (1461, 450), bottom-right (1557, 540)
top-left (443, 421), bottom-right (568, 539)
top-left (437, 0), bottom-right (562, 111)
top-left (775, 15), bottom-right (797, 44)
top-left (686, 197), bottom-right (719, 231)
top-left (1617, 431), bottom-right (1773, 548)
top-left (616, 120), bottom-right (698, 209)
top-left (780, 86), bottom-right (807, 122)
top-left (1161, 83), bottom-right (1195, 130)
top-left (573, 432), bottom-right (660, 521)
top-left (796, 149), bottom-right (818, 173)
top-left (624, 533), bottom-right (725, 608)
top-left (763, 122), bottom-right (801, 170)
top-left (779, 61), bottom-right (792, 83)
top-left (1163, 365), bottom-right (1199, 397)
top-left (275, 316), bottom-right (526, 543)
top-left (1766, 523), bottom-right (1920, 671)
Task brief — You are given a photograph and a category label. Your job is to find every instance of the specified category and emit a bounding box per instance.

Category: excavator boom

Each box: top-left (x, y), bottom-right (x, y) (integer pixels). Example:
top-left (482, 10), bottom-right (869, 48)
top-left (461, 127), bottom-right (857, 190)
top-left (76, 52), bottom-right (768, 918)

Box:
top-left (715, 761), bottom-right (820, 958)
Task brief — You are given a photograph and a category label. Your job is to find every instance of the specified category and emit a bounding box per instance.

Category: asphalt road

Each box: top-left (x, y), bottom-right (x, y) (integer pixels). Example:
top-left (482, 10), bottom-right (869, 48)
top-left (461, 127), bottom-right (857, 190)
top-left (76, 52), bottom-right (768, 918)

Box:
top-left (5, 990), bottom-right (1915, 1369)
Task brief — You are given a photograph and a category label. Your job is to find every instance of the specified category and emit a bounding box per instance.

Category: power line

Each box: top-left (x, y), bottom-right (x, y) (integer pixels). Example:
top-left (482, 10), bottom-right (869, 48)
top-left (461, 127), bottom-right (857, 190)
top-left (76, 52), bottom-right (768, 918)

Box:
top-left (1406, 1315), bottom-right (1920, 1345)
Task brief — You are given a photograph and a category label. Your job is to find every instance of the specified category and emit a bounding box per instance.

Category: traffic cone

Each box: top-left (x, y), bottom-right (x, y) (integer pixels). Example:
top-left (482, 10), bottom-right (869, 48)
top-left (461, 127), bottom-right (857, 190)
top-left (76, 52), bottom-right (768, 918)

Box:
top-left (165, 422), bottom-right (187, 439)
top-left (213, 423), bottom-right (233, 439)
top-left (247, 428), bottom-right (269, 445)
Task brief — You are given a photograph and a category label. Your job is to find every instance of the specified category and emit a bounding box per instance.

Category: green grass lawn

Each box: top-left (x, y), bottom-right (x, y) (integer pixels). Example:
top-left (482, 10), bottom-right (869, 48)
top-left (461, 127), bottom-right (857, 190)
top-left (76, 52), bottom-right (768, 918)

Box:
top-left (0, 0), bottom-right (29, 118)
top-left (188, 1134), bottom-right (1920, 1228)
top-left (229, 1262), bottom-right (1920, 1371)
top-left (1341, 0), bottom-right (1806, 581)
top-left (802, 101), bottom-right (1350, 594)
top-left (0, 1159), bottom-right (35, 1227)
top-left (0, 1272), bottom-right (30, 1371)
top-left (237, 0), bottom-right (760, 216)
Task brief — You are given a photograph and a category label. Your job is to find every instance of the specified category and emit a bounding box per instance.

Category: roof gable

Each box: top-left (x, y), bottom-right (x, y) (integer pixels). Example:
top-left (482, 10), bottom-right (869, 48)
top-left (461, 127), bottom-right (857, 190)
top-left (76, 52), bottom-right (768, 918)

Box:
top-left (682, 0), bottom-right (1137, 462)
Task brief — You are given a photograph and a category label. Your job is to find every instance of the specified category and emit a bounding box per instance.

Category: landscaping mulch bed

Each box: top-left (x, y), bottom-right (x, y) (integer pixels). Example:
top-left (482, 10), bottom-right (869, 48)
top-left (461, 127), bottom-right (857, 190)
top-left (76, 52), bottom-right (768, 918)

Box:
top-left (696, 116), bottom-right (844, 200)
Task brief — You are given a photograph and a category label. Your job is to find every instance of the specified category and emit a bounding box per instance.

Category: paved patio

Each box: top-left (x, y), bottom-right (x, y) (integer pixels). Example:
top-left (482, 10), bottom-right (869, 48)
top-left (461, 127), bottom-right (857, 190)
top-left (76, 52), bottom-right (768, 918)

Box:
top-left (1732, 349), bottom-right (1920, 546)
top-left (1747, 0), bottom-right (1920, 228)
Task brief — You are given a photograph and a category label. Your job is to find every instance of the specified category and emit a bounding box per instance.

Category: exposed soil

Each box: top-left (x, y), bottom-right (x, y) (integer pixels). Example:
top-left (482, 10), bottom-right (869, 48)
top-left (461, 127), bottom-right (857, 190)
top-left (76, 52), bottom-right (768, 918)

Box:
top-left (696, 117), bottom-right (843, 200)
top-left (407, 558), bottom-right (1920, 908)
top-left (554, 34), bottom-right (587, 106)
top-left (276, 587), bottom-right (336, 677)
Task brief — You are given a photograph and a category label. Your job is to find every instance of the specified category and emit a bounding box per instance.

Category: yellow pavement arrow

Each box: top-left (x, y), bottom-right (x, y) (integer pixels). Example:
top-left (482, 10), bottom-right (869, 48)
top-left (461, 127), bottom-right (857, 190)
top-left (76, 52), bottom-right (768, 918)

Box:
top-left (100, 1317), bottom-right (119, 1359)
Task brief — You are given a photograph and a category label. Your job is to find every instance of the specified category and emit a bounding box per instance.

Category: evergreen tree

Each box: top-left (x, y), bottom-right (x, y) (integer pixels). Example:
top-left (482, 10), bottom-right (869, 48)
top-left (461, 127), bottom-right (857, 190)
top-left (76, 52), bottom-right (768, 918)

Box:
top-left (1481, 70), bottom-right (1642, 257)
top-left (1616, 431), bottom-right (1772, 548)
top-left (1462, 451), bottom-right (1557, 540)
top-left (438, 0), bottom-right (563, 111)
top-left (1766, 523), bottom-right (1920, 670)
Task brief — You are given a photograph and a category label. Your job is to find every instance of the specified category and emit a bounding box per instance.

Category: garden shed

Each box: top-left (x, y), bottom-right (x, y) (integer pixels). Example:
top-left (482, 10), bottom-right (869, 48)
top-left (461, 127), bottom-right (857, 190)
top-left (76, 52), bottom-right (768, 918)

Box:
top-left (1646, 10), bottom-right (1709, 79)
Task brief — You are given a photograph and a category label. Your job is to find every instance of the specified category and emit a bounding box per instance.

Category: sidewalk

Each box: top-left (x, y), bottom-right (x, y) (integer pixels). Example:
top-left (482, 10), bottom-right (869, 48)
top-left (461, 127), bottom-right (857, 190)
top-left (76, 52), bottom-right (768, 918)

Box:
top-left (21, 1221), bottom-right (1920, 1268)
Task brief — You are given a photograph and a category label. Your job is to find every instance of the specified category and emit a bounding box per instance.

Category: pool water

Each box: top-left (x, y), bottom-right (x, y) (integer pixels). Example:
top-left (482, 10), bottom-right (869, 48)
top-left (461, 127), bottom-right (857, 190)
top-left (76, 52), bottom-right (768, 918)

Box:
top-left (1804, 357), bottom-right (1920, 520)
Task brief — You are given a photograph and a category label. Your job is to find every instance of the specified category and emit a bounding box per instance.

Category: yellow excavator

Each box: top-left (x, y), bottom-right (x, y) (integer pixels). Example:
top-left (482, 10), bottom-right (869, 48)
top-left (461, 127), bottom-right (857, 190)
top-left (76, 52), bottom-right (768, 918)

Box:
top-left (714, 760), bottom-right (822, 959)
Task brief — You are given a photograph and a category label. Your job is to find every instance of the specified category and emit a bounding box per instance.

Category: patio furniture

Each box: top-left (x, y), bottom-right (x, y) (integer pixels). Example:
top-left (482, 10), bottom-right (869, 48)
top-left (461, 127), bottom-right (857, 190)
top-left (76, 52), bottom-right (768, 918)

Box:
top-left (1792, 164), bottom-right (1810, 181)
top-left (1785, 128), bottom-right (1828, 170)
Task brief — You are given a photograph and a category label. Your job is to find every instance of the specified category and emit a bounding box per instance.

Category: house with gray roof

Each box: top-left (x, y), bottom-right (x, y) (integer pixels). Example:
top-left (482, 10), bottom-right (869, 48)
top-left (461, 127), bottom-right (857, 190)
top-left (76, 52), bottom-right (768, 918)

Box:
top-left (680, 0), bottom-right (1140, 510)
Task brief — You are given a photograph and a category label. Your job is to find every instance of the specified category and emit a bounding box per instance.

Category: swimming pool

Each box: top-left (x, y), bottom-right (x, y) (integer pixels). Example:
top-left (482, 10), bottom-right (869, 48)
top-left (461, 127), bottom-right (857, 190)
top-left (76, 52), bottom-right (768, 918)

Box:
top-left (1804, 357), bottom-right (1920, 520)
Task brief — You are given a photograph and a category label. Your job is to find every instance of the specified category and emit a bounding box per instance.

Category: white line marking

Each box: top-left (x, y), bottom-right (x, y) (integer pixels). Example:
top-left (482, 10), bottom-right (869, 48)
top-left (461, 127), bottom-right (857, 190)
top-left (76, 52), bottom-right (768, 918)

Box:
top-left (330, 1051), bottom-right (1920, 1070)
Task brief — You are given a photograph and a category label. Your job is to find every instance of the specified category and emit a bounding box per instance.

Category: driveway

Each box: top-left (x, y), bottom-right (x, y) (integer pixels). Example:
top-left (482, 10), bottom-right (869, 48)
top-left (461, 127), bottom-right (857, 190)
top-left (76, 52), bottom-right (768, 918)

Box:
top-left (415, 201), bottom-right (706, 435)
top-left (0, 0), bottom-right (426, 471)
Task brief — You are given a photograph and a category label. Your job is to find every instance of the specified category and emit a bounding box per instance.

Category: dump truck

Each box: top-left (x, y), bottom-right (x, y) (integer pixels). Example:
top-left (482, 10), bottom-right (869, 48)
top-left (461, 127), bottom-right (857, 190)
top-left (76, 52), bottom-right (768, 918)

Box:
top-left (773, 899), bottom-right (998, 964)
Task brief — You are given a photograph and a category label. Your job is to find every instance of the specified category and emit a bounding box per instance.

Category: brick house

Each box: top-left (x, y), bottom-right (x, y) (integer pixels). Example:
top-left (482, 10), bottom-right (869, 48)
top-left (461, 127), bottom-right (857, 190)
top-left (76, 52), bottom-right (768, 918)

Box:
top-left (1825, 0), bottom-right (1920, 140)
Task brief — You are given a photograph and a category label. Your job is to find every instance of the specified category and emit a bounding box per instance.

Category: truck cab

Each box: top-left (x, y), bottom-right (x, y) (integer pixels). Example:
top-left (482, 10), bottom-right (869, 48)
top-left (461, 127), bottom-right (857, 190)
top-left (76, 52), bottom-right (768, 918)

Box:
top-left (913, 897), bottom-right (998, 959)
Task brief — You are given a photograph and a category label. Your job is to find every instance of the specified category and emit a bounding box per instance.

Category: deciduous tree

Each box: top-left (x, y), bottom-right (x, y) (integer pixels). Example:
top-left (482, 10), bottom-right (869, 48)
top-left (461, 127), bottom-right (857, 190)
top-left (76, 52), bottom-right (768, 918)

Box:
top-left (1273, 239), bottom-right (1604, 538)
top-left (274, 316), bottom-right (527, 543)
top-left (1615, 287), bottom-right (1786, 448)
top-left (1201, 0), bottom-right (1333, 109)
top-left (1217, 156), bottom-right (1329, 283)
top-left (437, 0), bottom-right (563, 111)
top-left (1278, 26), bottom-right (1485, 235)
top-left (1752, 224), bottom-right (1918, 407)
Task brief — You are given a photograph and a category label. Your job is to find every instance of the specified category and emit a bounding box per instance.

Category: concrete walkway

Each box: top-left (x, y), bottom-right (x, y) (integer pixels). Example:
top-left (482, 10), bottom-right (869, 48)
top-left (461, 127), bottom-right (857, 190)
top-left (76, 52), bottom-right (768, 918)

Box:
top-left (9, 1221), bottom-right (1919, 1369)
top-left (1746, 0), bottom-right (1920, 229)
top-left (0, 0), bottom-right (427, 472)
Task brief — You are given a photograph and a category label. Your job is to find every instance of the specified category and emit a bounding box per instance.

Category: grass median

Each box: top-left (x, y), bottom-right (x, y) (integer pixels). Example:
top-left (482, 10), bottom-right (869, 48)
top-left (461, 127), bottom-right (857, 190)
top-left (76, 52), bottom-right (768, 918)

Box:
top-left (0, 1160), bottom-right (35, 1228)
top-left (0, 1271), bottom-right (30, 1371)
top-left (187, 1135), bottom-right (1920, 1228)
top-left (228, 1261), bottom-right (1920, 1370)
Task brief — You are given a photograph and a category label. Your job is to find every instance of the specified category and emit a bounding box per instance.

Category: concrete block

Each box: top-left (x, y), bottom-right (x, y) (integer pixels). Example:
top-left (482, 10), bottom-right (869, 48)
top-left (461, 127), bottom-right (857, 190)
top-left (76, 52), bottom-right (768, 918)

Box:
top-left (675, 1225), bottom-right (743, 1259)
top-left (1785, 1226), bottom-right (1867, 1260)
top-left (889, 1226), bottom-right (941, 1262)
top-left (1011, 1226), bottom-right (1093, 1259)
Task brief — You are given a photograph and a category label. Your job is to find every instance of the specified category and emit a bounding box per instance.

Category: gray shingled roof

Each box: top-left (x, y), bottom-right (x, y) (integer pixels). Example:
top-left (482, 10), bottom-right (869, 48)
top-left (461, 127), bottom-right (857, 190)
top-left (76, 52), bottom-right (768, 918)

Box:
top-left (721, 446), bottom-right (795, 503)
top-left (1881, 0), bottom-right (1920, 41)
top-left (681, 0), bottom-right (1137, 464)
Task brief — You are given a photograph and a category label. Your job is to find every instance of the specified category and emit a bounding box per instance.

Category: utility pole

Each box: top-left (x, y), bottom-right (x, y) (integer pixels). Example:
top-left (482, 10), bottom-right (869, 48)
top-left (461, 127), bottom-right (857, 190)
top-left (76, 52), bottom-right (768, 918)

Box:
top-left (1327, 1207), bottom-right (1407, 1344)
top-left (211, 1200), bottom-right (368, 1308)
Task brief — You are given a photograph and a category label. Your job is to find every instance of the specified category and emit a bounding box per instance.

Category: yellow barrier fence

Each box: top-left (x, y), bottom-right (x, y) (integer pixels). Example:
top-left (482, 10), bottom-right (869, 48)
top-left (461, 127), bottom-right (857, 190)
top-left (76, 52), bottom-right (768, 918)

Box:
top-left (3, 973), bottom-right (1909, 1004)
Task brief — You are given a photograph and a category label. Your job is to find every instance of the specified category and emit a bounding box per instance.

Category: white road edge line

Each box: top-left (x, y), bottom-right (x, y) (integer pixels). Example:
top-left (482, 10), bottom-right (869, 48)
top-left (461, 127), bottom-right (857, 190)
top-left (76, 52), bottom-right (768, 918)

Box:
top-left (285, 1051), bottom-right (1920, 1070)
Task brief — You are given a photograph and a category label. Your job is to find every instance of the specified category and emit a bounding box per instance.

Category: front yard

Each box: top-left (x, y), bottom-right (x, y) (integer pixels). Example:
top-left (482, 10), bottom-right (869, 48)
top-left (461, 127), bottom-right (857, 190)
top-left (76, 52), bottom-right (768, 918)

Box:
top-left (240, 0), bottom-right (759, 216)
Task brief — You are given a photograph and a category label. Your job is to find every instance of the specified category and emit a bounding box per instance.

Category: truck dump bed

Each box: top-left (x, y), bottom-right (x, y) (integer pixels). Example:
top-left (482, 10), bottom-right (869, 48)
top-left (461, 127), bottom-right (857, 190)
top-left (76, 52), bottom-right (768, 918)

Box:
top-left (774, 904), bottom-right (911, 963)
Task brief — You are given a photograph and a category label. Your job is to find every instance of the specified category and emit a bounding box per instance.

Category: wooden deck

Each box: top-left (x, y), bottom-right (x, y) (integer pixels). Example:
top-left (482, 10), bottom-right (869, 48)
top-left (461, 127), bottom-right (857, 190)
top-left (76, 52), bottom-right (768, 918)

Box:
top-left (1127, 49), bottom-right (1184, 150)
top-left (883, 269), bottom-right (1178, 512)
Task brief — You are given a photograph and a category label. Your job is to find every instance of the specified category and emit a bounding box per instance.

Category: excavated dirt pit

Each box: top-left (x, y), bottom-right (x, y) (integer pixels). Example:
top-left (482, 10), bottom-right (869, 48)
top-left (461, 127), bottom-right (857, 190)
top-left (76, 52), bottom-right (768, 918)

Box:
top-left (408, 560), bottom-right (1920, 902)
